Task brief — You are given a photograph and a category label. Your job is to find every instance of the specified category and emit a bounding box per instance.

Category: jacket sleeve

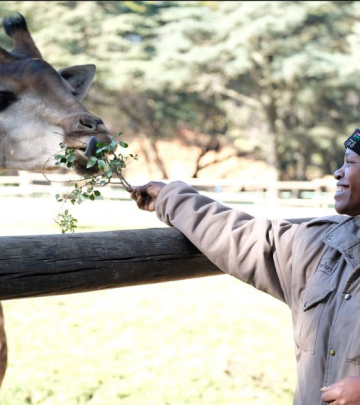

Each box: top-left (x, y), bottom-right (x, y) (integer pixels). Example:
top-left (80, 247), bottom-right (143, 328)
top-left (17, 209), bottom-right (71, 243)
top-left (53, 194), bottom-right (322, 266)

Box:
top-left (156, 181), bottom-right (299, 304)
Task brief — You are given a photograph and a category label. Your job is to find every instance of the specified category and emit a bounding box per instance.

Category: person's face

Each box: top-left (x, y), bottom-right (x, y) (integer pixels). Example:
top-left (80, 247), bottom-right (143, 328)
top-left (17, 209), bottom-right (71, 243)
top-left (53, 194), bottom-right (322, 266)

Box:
top-left (334, 148), bottom-right (360, 216)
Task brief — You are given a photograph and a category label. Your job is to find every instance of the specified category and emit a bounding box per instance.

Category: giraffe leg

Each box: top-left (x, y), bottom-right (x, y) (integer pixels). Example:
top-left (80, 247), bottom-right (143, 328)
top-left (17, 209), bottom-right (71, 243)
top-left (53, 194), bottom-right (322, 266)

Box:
top-left (0, 303), bottom-right (8, 387)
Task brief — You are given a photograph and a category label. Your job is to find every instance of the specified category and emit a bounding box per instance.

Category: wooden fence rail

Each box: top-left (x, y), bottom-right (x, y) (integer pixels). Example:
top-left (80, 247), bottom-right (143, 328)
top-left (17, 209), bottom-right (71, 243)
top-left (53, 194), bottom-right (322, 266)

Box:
top-left (0, 218), bottom-right (309, 301)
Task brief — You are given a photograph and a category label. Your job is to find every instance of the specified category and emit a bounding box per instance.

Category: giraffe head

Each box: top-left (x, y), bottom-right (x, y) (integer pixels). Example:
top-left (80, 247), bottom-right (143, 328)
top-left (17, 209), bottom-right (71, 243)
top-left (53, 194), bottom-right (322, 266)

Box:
top-left (0, 13), bottom-right (113, 175)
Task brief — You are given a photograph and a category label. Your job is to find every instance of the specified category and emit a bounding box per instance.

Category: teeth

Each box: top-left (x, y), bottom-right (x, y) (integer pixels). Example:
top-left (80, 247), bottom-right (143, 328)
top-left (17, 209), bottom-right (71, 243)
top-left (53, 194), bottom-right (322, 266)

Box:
top-left (336, 186), bottom-right (347, 192)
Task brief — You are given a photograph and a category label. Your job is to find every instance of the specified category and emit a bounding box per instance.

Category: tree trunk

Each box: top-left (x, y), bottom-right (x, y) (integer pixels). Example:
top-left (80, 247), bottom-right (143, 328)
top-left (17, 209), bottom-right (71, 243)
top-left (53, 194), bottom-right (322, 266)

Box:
top-left (138, 136), bottom-right (154, 178)
top-left (264, 97), bottom-right (279, 200)
top-left (150, 138), bottom-right (168, 179)
top-left (264, 99), bottom-right (279, 180)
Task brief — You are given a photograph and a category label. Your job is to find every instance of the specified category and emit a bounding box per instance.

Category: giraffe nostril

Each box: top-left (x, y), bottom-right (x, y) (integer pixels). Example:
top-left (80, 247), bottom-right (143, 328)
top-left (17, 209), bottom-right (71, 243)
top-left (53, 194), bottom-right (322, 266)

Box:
top-left (76, 116), bottom-right (105, 131)
top-left (79, 117), bottom-right (96, 130)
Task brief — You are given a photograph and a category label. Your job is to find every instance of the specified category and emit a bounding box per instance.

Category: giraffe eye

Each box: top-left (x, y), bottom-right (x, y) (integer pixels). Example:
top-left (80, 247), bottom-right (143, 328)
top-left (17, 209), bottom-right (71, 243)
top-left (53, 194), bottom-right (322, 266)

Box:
top-left (0, 91), bottom-right (17, 112)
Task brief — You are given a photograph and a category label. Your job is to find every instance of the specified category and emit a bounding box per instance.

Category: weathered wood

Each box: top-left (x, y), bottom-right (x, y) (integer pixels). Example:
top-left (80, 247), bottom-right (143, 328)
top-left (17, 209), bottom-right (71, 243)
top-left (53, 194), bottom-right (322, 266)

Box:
top-left (0, 218), bottom-right (313, 300)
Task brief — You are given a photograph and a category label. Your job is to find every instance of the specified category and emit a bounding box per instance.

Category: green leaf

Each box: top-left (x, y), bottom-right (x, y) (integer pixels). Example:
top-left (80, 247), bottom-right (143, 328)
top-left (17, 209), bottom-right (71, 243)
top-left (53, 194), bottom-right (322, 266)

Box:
top-left (86, 156), bottom-right (98, 168)
top-left (97, 160), bottom-right (106, 170)
top-left (108, 140), bottom-right (117, 151)
top-left (96, 147), bottom-right (109, 155)
top-left (94, 190), bottom-right (101, 196)
top-left (119, 141), bottom-right (128, 148)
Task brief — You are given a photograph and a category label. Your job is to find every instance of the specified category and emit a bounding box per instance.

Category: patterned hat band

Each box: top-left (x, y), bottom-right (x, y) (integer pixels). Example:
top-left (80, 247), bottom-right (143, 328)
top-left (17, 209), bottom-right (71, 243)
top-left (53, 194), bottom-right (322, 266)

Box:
top-left (344, 129), bottom-right (360, 155)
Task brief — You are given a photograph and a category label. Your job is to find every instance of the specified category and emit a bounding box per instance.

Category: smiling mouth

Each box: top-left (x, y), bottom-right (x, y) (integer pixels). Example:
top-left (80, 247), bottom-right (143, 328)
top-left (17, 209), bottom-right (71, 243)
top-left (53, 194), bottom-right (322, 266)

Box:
top-left (335, 186), bottom-right (349, 196)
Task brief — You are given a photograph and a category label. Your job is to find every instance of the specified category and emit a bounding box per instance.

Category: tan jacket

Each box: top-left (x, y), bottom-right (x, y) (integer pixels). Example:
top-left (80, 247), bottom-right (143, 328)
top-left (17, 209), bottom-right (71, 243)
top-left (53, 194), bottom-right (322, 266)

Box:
top-left (156, 181), bottom-right (360, 405)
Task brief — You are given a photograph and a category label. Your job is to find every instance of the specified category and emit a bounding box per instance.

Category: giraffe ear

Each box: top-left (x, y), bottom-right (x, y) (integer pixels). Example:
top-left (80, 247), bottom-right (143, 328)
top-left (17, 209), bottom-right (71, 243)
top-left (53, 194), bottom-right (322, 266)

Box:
top-left (58, 64), bottom-right (96, 100)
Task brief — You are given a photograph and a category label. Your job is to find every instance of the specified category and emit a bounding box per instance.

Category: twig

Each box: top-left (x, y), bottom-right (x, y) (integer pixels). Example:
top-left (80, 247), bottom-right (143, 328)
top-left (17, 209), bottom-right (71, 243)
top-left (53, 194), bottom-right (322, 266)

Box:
top-left (109, 151), bottom-right (132, 191)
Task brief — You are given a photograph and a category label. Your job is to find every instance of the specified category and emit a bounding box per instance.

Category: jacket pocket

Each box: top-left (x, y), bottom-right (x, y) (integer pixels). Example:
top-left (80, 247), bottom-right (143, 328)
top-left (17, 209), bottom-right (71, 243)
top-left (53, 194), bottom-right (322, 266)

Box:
top-left (346, 303), bottom-right (360, 364)
top-left (294, 285), bottom-right (334, 354)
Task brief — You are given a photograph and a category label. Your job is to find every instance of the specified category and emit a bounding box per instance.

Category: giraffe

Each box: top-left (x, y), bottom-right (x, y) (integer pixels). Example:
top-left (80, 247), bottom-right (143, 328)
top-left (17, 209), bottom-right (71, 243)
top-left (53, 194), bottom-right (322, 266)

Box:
top-left (0, 13), bottom-right (114, 386)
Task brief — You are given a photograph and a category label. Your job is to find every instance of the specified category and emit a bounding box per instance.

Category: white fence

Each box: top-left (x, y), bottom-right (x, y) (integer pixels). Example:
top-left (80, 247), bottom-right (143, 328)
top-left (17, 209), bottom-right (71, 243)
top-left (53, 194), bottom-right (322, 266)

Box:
top-left (0, 171), bottom-right (336, 208)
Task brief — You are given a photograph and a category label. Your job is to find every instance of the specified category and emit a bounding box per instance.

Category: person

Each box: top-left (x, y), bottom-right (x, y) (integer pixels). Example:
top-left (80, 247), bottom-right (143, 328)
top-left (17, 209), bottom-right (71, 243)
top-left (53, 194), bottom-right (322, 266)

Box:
top-left (129, 129), bottom-right (360, 405)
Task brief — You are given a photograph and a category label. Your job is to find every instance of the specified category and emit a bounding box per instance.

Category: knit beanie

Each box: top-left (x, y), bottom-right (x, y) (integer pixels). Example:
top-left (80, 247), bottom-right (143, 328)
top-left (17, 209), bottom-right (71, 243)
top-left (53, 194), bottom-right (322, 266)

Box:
top-left (344, 129), bottom-right (360, 155)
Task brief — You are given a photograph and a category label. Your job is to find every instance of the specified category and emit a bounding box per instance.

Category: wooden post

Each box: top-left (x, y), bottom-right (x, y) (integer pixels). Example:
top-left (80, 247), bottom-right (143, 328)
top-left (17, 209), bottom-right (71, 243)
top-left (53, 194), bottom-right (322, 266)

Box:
top-left (0, 218), bottom-right (312, 301)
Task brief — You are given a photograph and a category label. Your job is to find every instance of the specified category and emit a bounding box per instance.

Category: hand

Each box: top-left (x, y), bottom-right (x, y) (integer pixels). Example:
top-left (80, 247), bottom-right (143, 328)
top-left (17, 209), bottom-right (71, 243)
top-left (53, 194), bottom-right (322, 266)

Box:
top-left (321, 376), bottom-right (360, 404)
top-left (128, 181), bottom-right (166, 212)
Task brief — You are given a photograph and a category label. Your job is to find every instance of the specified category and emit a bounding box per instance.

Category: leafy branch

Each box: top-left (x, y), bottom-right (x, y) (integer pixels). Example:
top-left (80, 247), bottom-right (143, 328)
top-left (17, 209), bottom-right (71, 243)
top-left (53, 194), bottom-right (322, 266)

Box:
top-left (52, 133), bottom-right (137, 233)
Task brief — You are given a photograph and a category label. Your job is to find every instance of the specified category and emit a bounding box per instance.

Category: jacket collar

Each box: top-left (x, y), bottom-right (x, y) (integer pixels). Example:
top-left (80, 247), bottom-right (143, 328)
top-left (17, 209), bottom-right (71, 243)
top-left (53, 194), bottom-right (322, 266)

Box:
top-left (321, 215), bottom-right (360, 252)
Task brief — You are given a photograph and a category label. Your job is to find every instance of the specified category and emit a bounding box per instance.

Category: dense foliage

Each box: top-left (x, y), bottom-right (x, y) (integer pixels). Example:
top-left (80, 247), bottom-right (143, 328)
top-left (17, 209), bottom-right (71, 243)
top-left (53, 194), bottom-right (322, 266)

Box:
top-left (1, 1), bottom-right (360, 180)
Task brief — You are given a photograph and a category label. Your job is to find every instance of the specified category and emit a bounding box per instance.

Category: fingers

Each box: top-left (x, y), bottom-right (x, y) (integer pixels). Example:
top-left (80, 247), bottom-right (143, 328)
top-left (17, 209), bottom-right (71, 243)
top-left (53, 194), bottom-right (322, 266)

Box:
top-left (130, 184), bottom-right (156, 211)
top-left (130, 182), bottom-right (166, 198)
top-left (129, 183), bottom-right (152, 200)
top-left (321, 380), bottom-right (342, 392)
top-left (136, 183), bottom-right (155, 196)
top-left (130, 188), bottom-right (138, 200)
top-left (321, 383), bottom-right (336, 403)
top-left (321, 385), bottom-right (343, 404)
top-left (321, 387), bottom-right (336, 403)
top-left (321, 377), bottom-right (360, 404)
top-left (129, 181), bottom-right (166, 212)
top-left (133, 194), bottom-right (155, 212)
top-left (129, 186), bottom-right (142, 201)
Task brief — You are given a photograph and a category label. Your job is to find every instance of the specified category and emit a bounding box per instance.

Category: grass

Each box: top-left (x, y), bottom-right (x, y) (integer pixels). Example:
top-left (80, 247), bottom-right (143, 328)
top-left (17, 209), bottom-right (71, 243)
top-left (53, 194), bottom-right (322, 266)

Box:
top-left (0, 277), bottom-right (296, 405)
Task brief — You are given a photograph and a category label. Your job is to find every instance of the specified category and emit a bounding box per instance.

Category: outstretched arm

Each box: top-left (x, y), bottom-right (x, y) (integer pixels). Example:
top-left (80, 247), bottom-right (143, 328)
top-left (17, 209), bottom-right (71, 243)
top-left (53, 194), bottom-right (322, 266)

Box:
top-left (128, 180), bottom-right (298, 303)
